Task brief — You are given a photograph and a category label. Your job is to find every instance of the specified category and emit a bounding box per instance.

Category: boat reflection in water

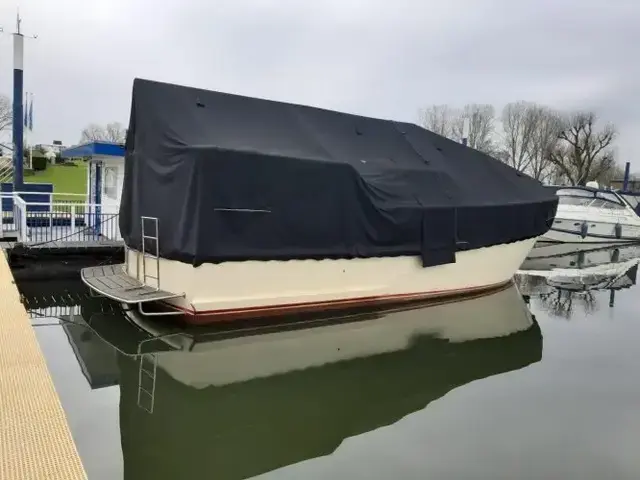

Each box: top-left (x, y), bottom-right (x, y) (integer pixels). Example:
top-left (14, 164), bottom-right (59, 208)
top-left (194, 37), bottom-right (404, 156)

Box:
top-left (68, 283), bottom-right (542, 480)
top-left (514, 242), bottom-right (640, 318)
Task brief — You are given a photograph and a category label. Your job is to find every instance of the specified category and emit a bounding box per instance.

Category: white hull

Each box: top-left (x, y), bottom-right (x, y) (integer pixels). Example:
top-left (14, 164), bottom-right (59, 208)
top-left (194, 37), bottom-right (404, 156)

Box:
top-left (541, 225), bottom-right (640, 243)
top-left (541, 202), bottom-right (640, 244)
top-left (124, 238), bottom-right (538, 322)
top-left (526, 241), bottom-right (633, 259)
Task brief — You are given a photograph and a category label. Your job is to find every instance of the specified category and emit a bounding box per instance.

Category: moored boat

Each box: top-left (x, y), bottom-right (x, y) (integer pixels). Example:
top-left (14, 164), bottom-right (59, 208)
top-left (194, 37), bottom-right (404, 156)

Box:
top-left (81, 78), bottom-right (557, 323)
top-left (540, 184), bottom-right (640, 243)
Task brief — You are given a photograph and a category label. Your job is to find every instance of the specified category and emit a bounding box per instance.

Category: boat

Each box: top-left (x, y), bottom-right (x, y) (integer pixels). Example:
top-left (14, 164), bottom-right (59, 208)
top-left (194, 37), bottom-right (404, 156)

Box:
top-left (76, 285), bottom-right (541, 479)
top-left (81, 78), bottom-right (557, 323)
top-left (540, 183), bottom-right (640, 243)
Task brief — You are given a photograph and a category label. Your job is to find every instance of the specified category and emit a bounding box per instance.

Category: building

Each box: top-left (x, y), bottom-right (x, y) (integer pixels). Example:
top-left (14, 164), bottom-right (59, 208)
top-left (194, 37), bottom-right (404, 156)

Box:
top-left (34, 140), bottom-right (67, 155)
top-left (60, 141), bottom-right (125, 240)
top-left (610, 178), bottom-right (640, 193)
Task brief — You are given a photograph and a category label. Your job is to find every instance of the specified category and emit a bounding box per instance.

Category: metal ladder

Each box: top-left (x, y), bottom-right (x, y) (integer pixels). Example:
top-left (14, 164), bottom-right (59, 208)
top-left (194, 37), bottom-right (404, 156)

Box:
top-left (141, 216), bottom-right (161, 291)
top-left (137, 352), bottom-right (158, 413)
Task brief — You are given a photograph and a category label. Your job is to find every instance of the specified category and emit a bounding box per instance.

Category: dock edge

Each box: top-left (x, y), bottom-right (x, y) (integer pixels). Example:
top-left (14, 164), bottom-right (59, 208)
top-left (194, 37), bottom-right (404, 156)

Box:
top-left (0, 250), bottom-right (87, 479)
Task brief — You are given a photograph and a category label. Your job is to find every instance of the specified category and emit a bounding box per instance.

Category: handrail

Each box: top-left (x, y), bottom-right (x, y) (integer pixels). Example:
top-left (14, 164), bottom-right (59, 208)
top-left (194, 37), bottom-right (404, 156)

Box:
top-left (11, 191), bottom-right (87, 196)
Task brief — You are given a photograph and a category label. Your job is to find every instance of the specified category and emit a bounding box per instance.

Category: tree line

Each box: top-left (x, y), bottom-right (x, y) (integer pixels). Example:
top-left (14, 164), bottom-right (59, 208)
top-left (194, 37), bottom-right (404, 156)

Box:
top-left (1, 91), bottom-right (630, 187)
top-left (419, 102), bottom-right (626, 186)
top-left (80, 122), bottom-right (127, 143)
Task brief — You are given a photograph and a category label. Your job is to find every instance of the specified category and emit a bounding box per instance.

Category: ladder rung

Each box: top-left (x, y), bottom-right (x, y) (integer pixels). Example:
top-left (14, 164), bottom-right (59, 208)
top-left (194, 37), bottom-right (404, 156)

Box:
top-left (142, 235), bottom-right (157, 240)
top-left (138, 387), bottom-right (153, 397)
top-left (140, 369), bottom-right (155, 378)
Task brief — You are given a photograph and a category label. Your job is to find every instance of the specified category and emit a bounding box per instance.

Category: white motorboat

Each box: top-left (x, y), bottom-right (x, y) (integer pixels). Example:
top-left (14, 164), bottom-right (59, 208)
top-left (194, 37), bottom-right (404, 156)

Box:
top-left (541, 183), bottom-right (640, 243)
top-left (81, 78), bottom-right (557, 324)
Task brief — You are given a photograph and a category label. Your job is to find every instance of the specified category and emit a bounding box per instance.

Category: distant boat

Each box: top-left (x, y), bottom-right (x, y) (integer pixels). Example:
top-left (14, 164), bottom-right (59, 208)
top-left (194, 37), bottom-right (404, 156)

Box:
top-left (81, 78), bottom-right (557, 324)
top-left (541, 183), bottom-right (640, 243)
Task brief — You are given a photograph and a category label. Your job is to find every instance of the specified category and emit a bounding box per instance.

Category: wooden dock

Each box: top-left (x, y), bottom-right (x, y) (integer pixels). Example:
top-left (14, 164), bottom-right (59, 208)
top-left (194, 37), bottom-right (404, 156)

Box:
top-left (0, 251), bottom-right (86, 479)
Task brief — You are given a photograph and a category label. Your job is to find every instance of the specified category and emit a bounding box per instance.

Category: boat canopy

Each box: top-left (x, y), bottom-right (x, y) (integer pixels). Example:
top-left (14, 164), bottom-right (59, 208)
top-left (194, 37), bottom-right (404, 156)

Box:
top-left (119, 78), bottom-right (558, 267)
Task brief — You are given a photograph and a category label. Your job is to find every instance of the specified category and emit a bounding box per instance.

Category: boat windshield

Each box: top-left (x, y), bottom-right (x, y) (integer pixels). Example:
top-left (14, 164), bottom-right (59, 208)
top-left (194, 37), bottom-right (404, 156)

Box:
top-left (556, 188), bottom-right (626, 209)
top-left (620, 193), bottom-right (640, 216)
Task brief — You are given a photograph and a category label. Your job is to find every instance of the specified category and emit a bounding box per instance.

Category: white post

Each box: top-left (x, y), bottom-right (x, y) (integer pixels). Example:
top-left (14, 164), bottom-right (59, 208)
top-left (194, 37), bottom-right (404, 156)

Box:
top-left (462, 118), bottom-right (470, 146)
top-left (71, 204), bottom-right (76, 236)
top-left (18, 196), bottom-right (27, 242)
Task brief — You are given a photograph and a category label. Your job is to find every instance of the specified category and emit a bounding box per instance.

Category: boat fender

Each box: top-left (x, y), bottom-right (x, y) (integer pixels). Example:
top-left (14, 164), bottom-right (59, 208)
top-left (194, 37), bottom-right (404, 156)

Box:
top-left (611, 248), bottom-right (620, 263)
top-left (580, 221), bottom-right (588, 238)
top-left (614, 223), bottom-right (622, 239)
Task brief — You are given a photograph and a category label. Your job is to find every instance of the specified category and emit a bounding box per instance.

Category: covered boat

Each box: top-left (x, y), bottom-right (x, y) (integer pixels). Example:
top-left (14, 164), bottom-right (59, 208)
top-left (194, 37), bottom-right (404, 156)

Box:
top-left (81, 78), bottom-right (558, 323)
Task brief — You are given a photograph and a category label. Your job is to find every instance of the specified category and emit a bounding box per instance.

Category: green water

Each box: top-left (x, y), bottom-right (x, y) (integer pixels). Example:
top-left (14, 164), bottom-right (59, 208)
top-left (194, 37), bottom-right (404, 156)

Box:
top-left (23, 244), bottom-right (640, 479)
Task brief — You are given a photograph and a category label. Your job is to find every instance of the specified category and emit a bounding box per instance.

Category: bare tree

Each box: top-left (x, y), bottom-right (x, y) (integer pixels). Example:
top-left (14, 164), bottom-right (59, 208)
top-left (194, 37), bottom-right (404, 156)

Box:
top-left (500, 101), bottom-right (539, 172)
top-left (0, 94), bottom-right (11, 135)
top-left (547, 112), bottom-right (616, 186)
top-left (528, 106), bottom-right (564, 183)
top-left (419, 104), bottom-right (458, 138)
top-left (105, 122), bottom-right (127, 143)
top-left (420, 103), bottom-right (497, 155)
top-left (80, 123), bottom-right (104, 143)
top-left (453, 104), bottom-right (496, 155)
top-left (80, 121), bottom-right (127, 143)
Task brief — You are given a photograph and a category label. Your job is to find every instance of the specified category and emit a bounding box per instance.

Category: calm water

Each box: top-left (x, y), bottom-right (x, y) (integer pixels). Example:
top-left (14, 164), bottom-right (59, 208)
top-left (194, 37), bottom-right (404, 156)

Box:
top-left (18, 243), bottom-right (640, 480)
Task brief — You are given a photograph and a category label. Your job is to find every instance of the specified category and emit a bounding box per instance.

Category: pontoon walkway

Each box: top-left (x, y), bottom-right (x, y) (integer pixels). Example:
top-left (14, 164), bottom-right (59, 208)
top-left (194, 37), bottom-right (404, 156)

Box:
top-left (0, 251), bottom-right (86, 479)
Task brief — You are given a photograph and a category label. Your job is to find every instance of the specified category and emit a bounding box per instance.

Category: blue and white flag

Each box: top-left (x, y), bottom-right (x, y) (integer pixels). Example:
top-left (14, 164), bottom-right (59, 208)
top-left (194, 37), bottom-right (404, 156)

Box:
top-left (28, 95), bottom-right (33, 131)
top-left (23, 95), bottom-right (28, 128)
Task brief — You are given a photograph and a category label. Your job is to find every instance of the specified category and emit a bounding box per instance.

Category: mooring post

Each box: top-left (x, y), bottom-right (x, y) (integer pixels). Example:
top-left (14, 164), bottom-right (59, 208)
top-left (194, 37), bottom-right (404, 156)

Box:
top-left (622, 161), bottom-right (631, 191)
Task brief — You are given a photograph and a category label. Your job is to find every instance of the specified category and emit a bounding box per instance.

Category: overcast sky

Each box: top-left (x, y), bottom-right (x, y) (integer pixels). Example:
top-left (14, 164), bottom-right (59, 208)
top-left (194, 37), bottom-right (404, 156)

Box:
top-left (1, 0), bottom-right (638, 167)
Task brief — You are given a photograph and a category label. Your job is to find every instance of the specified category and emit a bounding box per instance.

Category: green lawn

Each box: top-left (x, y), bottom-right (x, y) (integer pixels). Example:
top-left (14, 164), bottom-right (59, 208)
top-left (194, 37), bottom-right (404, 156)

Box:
top-left (26, 161), bottom-right (88, 201)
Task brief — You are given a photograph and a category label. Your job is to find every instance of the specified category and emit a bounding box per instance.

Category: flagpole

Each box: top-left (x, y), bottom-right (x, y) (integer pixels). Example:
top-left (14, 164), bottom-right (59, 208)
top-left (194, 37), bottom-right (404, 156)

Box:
top-left (12, 13), bottom-right (25, 190)
top-left (10, 12), bottom-right (37, 188)
top-left (28, 92), bottom-right (33, 169)
top-left (24, 91), bottom-right (29, 169)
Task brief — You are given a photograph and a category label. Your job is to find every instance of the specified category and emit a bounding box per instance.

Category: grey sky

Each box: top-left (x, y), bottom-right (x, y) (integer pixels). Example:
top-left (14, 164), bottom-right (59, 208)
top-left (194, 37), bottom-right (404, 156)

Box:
top-left (1, 0), bottom-right (638, 167)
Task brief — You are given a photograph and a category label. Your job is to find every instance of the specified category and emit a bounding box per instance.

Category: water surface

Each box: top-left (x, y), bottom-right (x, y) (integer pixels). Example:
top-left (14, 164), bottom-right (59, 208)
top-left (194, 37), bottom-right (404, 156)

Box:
top-left (20, 243), bottom-right (640, 479)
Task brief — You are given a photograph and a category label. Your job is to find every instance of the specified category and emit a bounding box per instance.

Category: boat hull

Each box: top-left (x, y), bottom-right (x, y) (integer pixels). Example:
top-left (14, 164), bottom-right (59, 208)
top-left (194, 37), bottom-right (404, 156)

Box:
top-left (125, 237), bottom-right (538, 324)
top-left (540, 204), bottom-right (640, 243)
top-left (540, 225), bottom-right (640, 243)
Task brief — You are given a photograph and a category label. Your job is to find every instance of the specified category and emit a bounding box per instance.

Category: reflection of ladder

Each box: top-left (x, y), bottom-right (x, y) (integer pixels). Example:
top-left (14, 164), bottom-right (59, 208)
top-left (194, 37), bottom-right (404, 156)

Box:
top-left (141, 216), bottom-right (161, 291)
top-left (137, 352), bottom-right (157, 414)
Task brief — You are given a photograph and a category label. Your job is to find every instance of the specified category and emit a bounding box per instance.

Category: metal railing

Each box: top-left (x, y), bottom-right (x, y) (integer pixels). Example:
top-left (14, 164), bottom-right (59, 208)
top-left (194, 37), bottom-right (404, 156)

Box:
top-left (1, 192), bottom-right (122, 245)
top-left (0, 158), bottom-right (12, 185)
